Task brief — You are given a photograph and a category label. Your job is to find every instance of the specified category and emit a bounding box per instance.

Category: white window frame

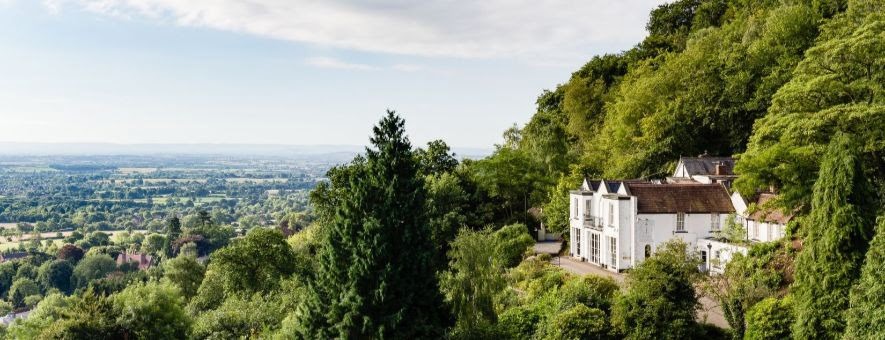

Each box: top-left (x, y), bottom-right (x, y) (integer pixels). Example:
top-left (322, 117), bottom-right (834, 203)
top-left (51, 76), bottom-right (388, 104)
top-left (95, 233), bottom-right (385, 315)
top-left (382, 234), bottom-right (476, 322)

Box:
top-left (575, 228), bottom-right (581, 256)
top-left (573, 198), bottom-right (578, 218)
top-left (609, 237), bottom-right (617, 269)
top-left (585, 200), bottom-right (592, 217)
top-left (676, 212), bottom-right (685, 232)
top-left (711, 213), bottom-right (720, 231)
top-left (608, 203), bottom-right (614, 226)
top-left (590, 233), bottom-right (600, 264)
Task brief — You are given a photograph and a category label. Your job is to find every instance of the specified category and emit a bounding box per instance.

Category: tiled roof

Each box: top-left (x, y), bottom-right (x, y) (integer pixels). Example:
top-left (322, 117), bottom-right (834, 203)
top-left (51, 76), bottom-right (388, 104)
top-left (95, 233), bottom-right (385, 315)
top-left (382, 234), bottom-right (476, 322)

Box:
top-left (749, 193), bottom-right (791, 225)
top-left (679, 157), bottom-right (735, 176)
top-left (626, 183), bottom-right (735, 214)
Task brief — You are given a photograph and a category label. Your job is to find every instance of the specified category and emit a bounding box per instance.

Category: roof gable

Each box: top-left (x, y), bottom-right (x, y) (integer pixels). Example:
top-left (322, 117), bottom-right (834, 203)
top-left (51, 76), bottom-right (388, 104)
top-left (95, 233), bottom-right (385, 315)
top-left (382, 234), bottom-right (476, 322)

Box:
top-left (674, 157), bottom-right (735, 177)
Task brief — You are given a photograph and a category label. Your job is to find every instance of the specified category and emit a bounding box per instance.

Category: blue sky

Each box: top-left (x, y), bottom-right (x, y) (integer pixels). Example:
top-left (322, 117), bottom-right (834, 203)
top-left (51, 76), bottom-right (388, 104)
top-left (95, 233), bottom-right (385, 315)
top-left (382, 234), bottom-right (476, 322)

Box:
top-left (0, 0), bottom-right (664, 148)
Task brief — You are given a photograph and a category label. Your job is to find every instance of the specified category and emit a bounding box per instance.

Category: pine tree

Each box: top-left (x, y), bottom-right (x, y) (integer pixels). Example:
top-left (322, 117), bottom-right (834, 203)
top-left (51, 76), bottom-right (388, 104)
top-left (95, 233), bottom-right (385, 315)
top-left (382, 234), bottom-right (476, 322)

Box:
top-left (791, 133), bottom-right (876, 339)
top-left (296, 111), bottom-right (449, 338)
top-left (844, 217), bottom-right (885, 339)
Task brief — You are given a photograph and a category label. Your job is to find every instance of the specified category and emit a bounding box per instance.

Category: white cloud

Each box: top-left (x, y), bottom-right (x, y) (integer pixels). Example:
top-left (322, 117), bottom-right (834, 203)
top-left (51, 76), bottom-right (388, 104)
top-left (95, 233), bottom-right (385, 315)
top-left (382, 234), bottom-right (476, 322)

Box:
top-left (45, 0), bottom-right (666, 64)
top-left (305, 57), bottom-right (378, 71)
top-left (391, 64), bottom-right (424, 72)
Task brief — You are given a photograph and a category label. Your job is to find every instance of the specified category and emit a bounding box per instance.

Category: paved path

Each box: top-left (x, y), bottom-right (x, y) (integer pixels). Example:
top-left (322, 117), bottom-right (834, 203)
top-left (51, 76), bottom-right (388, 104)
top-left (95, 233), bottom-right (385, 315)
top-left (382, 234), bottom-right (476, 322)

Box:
top-left (538, 243), bottom-right (729, 329)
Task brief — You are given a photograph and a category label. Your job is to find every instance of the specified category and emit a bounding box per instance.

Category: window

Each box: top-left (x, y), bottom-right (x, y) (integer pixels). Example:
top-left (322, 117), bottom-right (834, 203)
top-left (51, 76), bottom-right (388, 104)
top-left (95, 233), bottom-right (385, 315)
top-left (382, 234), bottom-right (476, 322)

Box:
top-left (753, 223), bottom-right (759, 239)
top-left (711, 213), bottom-right (720, 231)
top-left (609, 237), bottom-right (617, 269)
top-left (608, 203), bottom-right (614, 225)
top-left (644, 244), bottom-right (652, 259)
top-left (701, 251), bottom-right (708, 264)
top-left (768, 223), bottom-right (774, 241)
top-left (575, 229), bottom-right (581, 256)
top-left (585, 200), bottom-right (592, 216)
top-left (676, 213), bottom-right (685, 232)
top-left (573, 198), bottom-right (578, 218)
top-left (590, 233), bottom-right (600, 264)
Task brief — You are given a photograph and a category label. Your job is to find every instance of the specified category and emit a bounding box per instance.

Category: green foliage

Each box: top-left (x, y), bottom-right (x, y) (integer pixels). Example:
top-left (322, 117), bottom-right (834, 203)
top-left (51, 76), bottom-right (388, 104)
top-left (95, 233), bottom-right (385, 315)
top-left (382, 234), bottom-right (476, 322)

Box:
top-left (544, 304), bottom-right (610, 340)
top-left (440, 228), bottom-right (505, 333)
top-left (140, 233), bottom-right (166, 255)
top-left (37, 259), bottom-right (75, 294)
top-left (73, 254), bottom-right (117, 288)
top-left (192, 293), bottom-right (289, 339)
top-left (162, 254), bottom-right (205, 299)
top-left (425, 172), bottom-right (471, 269)
top-left (705, 251), bottom-right (780, 338)
top-left (416, 139), bottom-right (459, 176)
top-left (296, 111), bottom-right (449, 338)
top-left (744, 296), bottom-right (794, 340)
top-left (493, 223), bottom-right (535, 268)
top-left (844, 218), bottom-right (885, 339)
top-left (542, 169), bottom-right (584, 234)
top-left (735, 2), bottom-right (885, 208)
top-left (8, 278), bottom-right (39, 308)
top-left (719, 214), bottom-right (748, 244)
top-left (6, 293), bottom-right (70, 338)
top-left (558, 275), bottom-right (619, 314)
top-left (23, 294), bottom-right (42, 308)
top-left (204, 228), bottom-right (295, 297)
top-left (0, 263), bottom-right (15, 300)
top-left (470, 145), bottom-right (553, 224)
top-left (14, 263), bottom-right (36, 281)
top-left (0, 300), bottom-right (11, 315)
top-left (496, 305), bottom-right (542, 340)
top-left (792, 133), bottom-right (876, 339)
top-left (36, 291), bottom-right (122, 339)
top-left (612, 239), bottom-right (701, 339)
top-left (112, 281), bottom-right (191, 340)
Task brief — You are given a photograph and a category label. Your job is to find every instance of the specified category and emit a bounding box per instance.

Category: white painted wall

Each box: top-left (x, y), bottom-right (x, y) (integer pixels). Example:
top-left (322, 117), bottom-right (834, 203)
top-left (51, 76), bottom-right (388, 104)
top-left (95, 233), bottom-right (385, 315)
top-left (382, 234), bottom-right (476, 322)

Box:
top-left (697, 239), bottom-right (748, 275)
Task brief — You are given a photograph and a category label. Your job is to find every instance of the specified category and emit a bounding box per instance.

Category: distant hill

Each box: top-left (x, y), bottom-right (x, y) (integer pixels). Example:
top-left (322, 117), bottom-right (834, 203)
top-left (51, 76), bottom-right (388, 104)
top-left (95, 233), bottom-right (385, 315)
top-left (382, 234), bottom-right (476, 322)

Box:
top-left (0, 142), bottom-right (492, 159)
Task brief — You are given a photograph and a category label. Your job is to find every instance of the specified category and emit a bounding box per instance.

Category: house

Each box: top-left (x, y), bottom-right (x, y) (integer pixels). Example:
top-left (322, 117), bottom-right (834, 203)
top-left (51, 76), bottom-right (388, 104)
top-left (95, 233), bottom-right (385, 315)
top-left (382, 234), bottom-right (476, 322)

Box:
top-left (116, 252), bottom-right (155, 270)
top-left (569, 179), bottom-right (734, 272)
top-left (0, 252), bottom-right (29, 263)
top-left (670, 156), bottom-right (737, 188)
top-left (732, 192), bottom-right (790, 242)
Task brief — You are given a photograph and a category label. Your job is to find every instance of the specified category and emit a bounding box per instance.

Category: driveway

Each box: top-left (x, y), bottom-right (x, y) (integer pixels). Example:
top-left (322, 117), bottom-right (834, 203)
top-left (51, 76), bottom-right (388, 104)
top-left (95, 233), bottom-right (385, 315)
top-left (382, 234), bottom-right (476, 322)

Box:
top-left (538, 243), bottom-right (729, 329)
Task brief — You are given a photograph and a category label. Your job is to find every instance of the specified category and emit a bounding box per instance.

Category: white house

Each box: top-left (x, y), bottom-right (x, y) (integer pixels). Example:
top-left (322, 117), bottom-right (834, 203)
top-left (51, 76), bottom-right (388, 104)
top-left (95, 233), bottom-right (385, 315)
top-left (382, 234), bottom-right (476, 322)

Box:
top-left (670, 156), bottom-right (738, 189)
top-left (569, 179), bottom-right (735, 272)
top-left (731, 192), bottom-right (790, 242)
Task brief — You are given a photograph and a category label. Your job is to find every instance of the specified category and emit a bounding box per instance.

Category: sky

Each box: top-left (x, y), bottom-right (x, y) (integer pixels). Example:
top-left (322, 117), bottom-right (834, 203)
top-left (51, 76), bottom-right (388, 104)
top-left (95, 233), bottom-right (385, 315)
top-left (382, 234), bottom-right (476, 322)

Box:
top-left (0, 0), bottom-right (666, 149)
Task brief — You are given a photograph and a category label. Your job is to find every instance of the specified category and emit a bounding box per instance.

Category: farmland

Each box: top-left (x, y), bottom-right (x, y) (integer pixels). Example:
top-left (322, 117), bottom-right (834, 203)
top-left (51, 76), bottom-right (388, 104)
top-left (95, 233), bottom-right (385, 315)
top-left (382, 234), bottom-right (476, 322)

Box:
top-left (0, 154), bottom-right (334, 234)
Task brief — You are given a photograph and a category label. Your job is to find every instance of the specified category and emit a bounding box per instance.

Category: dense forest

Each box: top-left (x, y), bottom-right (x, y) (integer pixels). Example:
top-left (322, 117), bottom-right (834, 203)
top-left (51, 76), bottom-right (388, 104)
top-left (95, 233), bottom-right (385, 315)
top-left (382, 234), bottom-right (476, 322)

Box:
top-left (0, 0), bottom-right (881, 338)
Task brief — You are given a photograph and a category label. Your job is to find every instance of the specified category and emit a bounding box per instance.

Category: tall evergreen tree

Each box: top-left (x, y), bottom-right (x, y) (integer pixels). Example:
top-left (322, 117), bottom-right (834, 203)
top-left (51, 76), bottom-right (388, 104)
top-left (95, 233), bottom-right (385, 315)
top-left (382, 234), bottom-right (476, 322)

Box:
top-left (792, 133), bottom-right (876, 339)
top-left (163, 216), bottom-right (182, 258)
top-left (844, 217), bottom-right (885, 339)
top-left (296, 111), bottom-right (449, 338)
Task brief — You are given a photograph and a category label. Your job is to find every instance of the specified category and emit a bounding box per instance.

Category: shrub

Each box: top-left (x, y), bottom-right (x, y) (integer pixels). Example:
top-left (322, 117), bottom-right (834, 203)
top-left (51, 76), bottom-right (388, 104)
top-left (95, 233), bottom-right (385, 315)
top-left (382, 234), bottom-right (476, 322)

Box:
top-left (745, 296), bottom-right (793, 340)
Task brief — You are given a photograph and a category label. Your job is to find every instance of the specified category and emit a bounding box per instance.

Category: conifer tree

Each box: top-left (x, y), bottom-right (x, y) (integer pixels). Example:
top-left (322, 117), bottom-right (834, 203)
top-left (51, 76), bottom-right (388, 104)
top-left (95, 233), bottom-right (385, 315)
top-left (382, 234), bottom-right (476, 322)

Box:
top-left (791, 133), bottom-right (875, 339)
top-left (844, 217), bottom-right (885, 339)
top-left (296, 111), bottom-right (448, 338)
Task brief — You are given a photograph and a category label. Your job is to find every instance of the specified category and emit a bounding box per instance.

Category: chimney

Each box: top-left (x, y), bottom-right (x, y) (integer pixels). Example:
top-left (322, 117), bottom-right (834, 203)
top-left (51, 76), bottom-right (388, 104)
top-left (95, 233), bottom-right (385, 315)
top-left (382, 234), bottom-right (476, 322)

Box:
top-left (715, 164), bottom-right (725, 176)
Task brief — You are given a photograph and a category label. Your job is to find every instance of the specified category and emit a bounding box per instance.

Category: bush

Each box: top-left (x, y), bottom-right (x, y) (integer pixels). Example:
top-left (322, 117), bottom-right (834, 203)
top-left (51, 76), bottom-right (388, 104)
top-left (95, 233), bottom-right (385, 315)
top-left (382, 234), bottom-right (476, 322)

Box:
top-left (745, 296), bottom-right (793, 340)
top-left (73, 254), bottom-right (117, 288)
top-left (496, 305), bottom-right (541, 339)
top-left (112, 281), bottom-right (190, 339)
top-left (494, 223), bottom-right (536, 267)
top-left (9, 278), bottom-right (39, 307)
top-left (558, 275), bottom-right (619, 313)
top-left (544, 304), bottom-right (610, 340)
